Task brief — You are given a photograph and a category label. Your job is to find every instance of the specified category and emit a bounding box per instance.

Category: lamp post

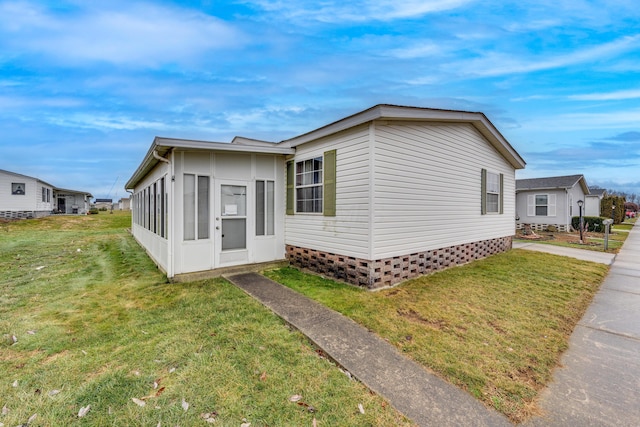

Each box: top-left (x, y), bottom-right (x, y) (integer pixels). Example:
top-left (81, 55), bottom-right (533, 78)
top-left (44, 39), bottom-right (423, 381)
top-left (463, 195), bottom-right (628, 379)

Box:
top-left (577, 199), bottom-right (584, 244)
top-left (611, 204), bottom-right (616, 224)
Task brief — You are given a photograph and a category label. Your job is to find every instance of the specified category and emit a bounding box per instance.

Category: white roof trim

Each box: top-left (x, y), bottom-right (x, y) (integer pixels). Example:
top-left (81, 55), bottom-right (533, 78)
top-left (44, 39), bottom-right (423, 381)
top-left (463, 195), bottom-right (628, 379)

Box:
top-left (126, 137), bottom-right (294, 189)
top-left (283, 104), bottom-right (525, 169)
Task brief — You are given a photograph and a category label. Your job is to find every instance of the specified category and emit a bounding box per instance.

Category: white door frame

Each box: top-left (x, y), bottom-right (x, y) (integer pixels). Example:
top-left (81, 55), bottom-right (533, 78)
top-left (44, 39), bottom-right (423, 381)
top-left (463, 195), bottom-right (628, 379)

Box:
top-left (214, 179), bottom-right (252, 268)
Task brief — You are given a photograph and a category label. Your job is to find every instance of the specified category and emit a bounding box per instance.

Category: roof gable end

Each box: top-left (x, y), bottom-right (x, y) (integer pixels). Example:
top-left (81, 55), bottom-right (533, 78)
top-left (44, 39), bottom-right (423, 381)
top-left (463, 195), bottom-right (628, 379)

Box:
top-left (282, 104), bottom-right (525, 169)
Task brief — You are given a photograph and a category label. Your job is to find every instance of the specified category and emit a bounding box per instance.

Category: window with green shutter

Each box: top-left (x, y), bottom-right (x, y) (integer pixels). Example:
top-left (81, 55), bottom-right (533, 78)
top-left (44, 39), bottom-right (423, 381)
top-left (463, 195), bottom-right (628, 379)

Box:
top-left (289, 150), bottom-right (337, 215)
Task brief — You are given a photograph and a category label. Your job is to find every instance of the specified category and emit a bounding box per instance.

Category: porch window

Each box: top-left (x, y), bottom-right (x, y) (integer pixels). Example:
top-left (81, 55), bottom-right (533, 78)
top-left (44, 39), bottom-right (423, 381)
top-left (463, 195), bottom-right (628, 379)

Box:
top-left (295, 157), bottom-right (323, 213)
top-left (256, 180), bottom-right (275, 236)
top-left (184, 174), bottom-right (210, 240)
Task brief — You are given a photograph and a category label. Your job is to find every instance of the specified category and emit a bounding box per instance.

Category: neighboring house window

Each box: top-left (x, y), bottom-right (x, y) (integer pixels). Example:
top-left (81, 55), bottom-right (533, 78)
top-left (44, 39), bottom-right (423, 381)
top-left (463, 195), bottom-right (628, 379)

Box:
top-left (480, 169), bottom-right (503, 214)
top-left (256, 180), bottom-right (275, 236)
top-left (12, 183), bottom-right (25, 195)
top-left (184, 174), bottom-right (209, 241)
top-left (42, 187), bottom-right (46, 202)
top-left (527, 194), bottom-right (556, 217)
top-left (535, 195), bottom-right (548, 216)
top-left (296, 157), bottom-right (323, 213)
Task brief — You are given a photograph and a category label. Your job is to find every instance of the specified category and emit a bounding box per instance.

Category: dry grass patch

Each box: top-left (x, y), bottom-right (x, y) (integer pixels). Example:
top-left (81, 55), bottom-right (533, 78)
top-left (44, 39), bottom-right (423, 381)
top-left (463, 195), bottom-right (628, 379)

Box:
top-left (265, 250), bottom-right (608, 423)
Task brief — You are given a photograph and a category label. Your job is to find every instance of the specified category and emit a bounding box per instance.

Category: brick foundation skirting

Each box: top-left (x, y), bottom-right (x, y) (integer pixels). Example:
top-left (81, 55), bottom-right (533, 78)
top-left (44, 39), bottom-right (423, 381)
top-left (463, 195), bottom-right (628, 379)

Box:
top-left (286, 236), bottom-right (513, 290)
top-left (516, 223), bottom-right (570, 232)
top-left (0, 211), bottom-right (50, 220)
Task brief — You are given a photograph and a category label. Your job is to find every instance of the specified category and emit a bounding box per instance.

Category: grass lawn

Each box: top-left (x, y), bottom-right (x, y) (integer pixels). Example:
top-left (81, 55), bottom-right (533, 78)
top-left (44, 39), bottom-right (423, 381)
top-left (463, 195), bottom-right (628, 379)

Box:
top-left (264, 249), bottom-right (609, 423)
top-left (0, 212), bottom-right (412, 426)
top-left (514, 219), bottom-right (635, 253)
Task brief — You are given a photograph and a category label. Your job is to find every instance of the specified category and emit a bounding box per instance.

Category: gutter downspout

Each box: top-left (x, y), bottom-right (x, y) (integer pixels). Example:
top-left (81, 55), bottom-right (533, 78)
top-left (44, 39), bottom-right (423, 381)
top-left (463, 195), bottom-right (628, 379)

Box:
top-left (153, 150), bottom-right (174, 279)
top-left (153, 150), bottom-right (170, 164)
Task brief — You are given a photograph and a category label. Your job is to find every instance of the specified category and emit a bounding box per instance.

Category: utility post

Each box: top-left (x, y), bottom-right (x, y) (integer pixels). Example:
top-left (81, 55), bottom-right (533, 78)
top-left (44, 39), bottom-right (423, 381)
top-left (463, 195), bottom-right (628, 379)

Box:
top-left (603, 218), bottom-right (614, 251)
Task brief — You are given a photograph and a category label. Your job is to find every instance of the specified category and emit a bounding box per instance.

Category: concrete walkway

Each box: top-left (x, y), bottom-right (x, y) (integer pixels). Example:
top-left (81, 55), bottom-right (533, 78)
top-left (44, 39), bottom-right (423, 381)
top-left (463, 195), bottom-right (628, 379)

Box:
top-left (513, 241), bottom-right (616, 265)
top-left (226, 272), bottom-right (511, 427)
top-left (227, 226), bottom-right (639, 426)
top-left (525, 223), bottom-right (640, 426)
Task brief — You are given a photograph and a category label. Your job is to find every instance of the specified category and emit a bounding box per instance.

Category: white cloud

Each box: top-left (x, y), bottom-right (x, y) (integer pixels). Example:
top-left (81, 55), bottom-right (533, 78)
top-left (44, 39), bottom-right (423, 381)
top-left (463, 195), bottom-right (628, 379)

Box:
top-left (387, 42), bottom-right (445, 59)
top-left (242, 0), bottom-right (476, 23)
top-left (522, 109), bottom-right (640, 132)
top-left (569, 89), bottom-right (640, 101)
top-left (0, 2), bottom-right (245, 67)
top-left (456, 34), bottom-right (640, 77)
top-left (45, 113), bottom-right (171, 131)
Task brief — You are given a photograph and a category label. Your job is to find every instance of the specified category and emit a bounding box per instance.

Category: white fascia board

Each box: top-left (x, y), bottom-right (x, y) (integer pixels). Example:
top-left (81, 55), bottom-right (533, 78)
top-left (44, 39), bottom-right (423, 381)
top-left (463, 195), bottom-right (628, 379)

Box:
top-left (154, 137), bottom-right (294, 154)
top-left (125, 137), bottom-right (294, 190)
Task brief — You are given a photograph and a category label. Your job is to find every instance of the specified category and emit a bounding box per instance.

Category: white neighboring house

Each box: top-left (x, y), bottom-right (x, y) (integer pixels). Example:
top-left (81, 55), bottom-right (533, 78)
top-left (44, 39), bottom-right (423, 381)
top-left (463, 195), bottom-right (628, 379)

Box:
top-left (126, 104), bottom-right (526, 289)
top-left (0, 169), bottom-right (92, 219)
top-left (118, 197), bottom-right (131, 211)
top-left (55, 188), bottom-right (93, 214)
top-left (585, 188), bottom-right (606, 217)
top-left (515, 174), bottom-right (590, 232)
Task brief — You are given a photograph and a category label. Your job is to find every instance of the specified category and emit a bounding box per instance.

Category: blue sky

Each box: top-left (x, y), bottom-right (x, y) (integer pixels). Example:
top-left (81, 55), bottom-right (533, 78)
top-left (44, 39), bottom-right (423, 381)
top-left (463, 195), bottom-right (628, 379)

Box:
top-left (1, 0), bottom-right (640, 199)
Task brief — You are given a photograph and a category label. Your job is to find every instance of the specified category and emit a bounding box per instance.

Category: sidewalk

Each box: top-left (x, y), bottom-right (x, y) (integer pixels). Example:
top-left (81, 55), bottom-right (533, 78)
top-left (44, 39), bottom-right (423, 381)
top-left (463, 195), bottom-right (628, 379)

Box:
top-left (525, 223), bottom-right (640, 426)
top-left (226, 272), bottom-right (511, 427)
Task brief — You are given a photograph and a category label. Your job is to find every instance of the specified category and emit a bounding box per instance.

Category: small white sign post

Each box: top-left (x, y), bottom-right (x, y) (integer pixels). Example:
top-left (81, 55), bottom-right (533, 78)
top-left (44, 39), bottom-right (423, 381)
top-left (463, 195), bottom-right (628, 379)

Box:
top-left (603, 219), bottom-right (614, 251)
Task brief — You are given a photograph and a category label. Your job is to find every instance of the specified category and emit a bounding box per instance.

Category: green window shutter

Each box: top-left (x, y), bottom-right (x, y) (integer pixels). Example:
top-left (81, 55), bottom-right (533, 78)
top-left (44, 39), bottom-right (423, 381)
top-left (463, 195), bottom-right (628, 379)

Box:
top-left (481, 168), bottom-right (487, 215)
top-left (286, 160), bottom-right (294, 215)
top-left (499, 173), bottom-right (504, 214)
top-left (323, 149), bottom-right (336, 217)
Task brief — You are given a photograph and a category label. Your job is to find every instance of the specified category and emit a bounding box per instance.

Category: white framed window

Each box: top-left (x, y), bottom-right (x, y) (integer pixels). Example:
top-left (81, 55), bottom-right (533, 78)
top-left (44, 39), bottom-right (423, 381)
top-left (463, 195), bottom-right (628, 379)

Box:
top-left (535, 195), bottom-right (548, 216)
top-left (527, 194), bottom-right (556, 217)
top-left (256, 180), bottom-right (275, 236)
top-left (486, 172), bottom-right (500, 213)
top-left (295, 157), bottom-right (323, 213)
top-left (184, 174), bottom-right (210, 241)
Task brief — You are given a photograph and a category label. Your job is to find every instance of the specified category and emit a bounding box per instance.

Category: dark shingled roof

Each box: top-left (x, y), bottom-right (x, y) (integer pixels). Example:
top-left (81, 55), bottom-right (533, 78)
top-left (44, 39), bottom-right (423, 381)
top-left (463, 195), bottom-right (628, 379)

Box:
top-left (516, 174), bottom-right (587, 191)
top-left (588, 188), bottom-right (607, 196)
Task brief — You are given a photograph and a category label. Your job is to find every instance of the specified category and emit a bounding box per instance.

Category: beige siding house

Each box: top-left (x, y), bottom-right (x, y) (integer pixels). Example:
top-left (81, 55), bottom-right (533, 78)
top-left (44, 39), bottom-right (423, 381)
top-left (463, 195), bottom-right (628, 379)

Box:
top-left (126, 105), bottom-right (526, 289)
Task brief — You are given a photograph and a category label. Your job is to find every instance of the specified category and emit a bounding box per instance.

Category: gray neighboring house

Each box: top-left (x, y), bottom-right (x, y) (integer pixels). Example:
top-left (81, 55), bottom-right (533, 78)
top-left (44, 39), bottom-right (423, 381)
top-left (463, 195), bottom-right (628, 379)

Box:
top-left (516, 174), bottom-right (590, 232)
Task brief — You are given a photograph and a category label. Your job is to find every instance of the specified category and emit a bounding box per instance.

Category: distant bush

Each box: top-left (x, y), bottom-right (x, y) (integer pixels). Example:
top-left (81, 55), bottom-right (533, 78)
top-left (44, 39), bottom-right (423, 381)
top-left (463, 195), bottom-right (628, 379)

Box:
top-left (98, 207), bottom-right (108, 212)
top-left (88, 208), bottom-right (99, 215)
top-left (571, 216), bottom-right (607, 232)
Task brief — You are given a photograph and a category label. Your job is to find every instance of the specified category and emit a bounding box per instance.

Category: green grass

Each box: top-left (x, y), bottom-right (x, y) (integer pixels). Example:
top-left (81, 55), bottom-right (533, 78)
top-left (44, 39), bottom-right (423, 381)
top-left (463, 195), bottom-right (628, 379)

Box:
top-left (515, 229), bottom-right (629, 252)
top-left (0, 213), bottom-right (412, 426)
top-left (264, 250), bottom-right (609, 423)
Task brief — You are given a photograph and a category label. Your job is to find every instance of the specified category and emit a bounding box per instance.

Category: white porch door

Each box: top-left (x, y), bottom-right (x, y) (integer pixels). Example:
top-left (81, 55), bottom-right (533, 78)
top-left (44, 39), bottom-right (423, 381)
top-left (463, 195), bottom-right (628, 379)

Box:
top-left (215, 181), bottom-right (251, 267)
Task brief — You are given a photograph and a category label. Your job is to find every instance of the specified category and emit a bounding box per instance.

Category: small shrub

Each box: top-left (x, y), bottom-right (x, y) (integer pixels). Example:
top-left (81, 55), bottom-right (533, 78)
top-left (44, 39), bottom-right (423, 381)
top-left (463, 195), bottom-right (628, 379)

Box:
top-left (546, 225), bottom-right (558, 232)
top-left (571, 216), bottom-right (606, 232)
